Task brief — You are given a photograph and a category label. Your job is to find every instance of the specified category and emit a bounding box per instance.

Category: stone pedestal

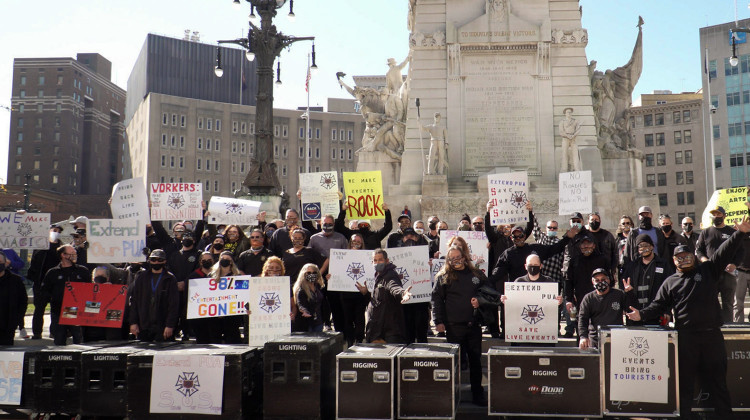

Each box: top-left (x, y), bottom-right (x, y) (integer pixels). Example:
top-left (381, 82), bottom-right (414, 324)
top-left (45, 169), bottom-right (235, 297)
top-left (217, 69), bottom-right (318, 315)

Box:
top-left (422, 175), bottom-right (448, 197)
top-left (356, 151), bottom-right (401, 187)
top-left (579, 145), bottom-right (605, 183)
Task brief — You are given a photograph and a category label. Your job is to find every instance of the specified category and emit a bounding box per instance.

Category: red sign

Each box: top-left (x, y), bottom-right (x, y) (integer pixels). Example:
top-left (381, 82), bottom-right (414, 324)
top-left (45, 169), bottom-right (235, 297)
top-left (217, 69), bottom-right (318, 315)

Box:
top-left (58, 282), bottom-right (128, 328)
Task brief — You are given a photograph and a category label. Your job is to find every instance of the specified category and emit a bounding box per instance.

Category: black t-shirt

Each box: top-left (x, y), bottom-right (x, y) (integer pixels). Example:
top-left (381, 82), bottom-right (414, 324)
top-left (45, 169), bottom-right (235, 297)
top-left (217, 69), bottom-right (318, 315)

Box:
top-left (578, 288), bottom-right (626, 347)
top-left (282, 247), bottom-right (325, 286)
top-left (237, 248), bottom-right (275, 276)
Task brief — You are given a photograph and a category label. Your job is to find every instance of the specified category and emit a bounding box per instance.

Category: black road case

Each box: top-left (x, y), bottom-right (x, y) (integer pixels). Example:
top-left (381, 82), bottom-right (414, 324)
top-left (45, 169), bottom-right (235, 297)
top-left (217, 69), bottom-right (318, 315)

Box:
top-left (600, 327), bottom-right (679, 417)
top-left (336, 343), bottom-right (403, 420)
top-left (125, 341), bottom-right (185, 419)
top-left (488, 347), bottom-right (602, 417)
top-left (34, 343), bottom-right (106, 413)
top-left (207, 344), bottom-right (264, 420)
top-left (0, 345), bottom-right (48, 410)
top-left (264, 333), bottom-right (339, 419)
top-left (694, 325), bottom-right (750, 413)
top-left (397, 343), bottom-right (460, 419)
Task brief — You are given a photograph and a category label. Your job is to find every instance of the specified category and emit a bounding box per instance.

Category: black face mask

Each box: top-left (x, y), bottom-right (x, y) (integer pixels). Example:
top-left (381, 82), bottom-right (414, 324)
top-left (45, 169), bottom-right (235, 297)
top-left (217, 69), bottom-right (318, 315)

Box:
top-left (639, 217), bottom-right (652, 230)
top-left (527, 265), bottom-right (541, 276)
top-left (589, 221), bottom-right (600, 231)
top-left (201, 260), bottom-right (213, 270)
top-left (219, 259), bottom-right (232, 268)
top-left (182, 238), bottom-right (194, 248)
top-left (150, 263), bottom-right (165, 271)
top-left (683, 224), bottom-right (693, 233)
top-left (403, 239), bottom-right (416, 247)
top-left (713, 217), bottom-right (724, 227)
top-left (213, 243), bottom-right (224, 251)
top-left (662, 225), bottom-right (672, 234)
top-left (594, 281), bottom-right (609, 292)
top-left (94, 276), bottom-right (108, 284)
top-left (322, 224), bottom-right (334, 233)
top-left (428, 222), bottom-right (437, 231)
top-left (129, 264), bottom-right (141, 272)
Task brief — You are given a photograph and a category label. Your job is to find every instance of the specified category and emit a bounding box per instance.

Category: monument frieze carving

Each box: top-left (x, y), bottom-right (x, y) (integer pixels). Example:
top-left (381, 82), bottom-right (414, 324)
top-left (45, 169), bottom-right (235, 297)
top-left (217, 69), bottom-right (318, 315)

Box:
top-left (551, 28), bottom-right (588, 45)
top-left (410, 31), bottom-right (447, 49)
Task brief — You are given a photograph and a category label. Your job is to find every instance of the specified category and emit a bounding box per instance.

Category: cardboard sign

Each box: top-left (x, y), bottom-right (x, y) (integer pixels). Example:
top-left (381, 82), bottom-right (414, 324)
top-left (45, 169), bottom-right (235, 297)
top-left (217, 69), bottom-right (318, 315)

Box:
top-left (187, 276), bottom-right (250, 319)
top-left (110, 178), bottom-right (150, 227)
top-left (86, 219), bottom-right (147, 263)
top-left (487, 172), bottom-right (529, 225)
top-left (389, 246), bottom-right (432, 304)
top-left (248, 276), bottom-right (291, 346)
top-left (328, 249), bottom-right (373, 293)
top-left (150, 183), bottom-right (202, 221)
top-left (701, 187), bottom-right (748, 229)
top-left (343, 171), bottom-right (385, 220)
top-left (609, 329), bottom-right (669, 404)
top-left (150, 354), bottom-right (224, 415)
top-left (58, 282), bottom-right (129, 328)
top-left (0, 352), bottom-right (24, 405)
top-left (438, 230), bottom-right (489, 274)
top-left (207, 196), bottom-right (261, 225)
top-left (559, 171), bottom-right (592, 215)
top-left (300, 171), bottom-right (340, 221)
top-left (503, 282), bottom-right (559, 344)
top-left (0, 212), bottom-right (50, 250)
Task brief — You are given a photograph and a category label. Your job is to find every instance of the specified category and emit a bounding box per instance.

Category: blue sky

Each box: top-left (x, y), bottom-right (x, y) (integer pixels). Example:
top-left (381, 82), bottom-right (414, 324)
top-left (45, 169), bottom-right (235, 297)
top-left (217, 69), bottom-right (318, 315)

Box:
top-left (0, 0), bottom-right (747, 184)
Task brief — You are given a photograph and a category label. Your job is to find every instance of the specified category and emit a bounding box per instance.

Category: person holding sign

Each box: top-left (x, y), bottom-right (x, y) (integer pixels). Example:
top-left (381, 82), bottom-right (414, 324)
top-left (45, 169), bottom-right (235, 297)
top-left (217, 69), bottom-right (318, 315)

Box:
top-left (0, 252), bottom-right (27, 345)
top-left (208, 252), bottom-right (243, 344)
top-left (578, 268), bottom-right (626, 350)
top-left (41, 244), bottom-right (90, 345)
top-left (339, 233), bottom-right (369, 346)
top-left (189, 252), bottom-right (222, 344)
top-left (335, 202), bottom-right (393, 250)
top-left (357, 249), bottom-right (412, 344)
top-left (293, 264), bottom-right (326, 332)
top-left (129, 249), bottom-right (179, 342)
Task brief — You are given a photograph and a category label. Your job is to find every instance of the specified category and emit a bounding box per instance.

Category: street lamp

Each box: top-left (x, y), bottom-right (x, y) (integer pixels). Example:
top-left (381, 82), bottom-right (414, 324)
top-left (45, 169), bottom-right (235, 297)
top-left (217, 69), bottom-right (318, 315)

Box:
top-left (216, 0), bottom-right (315, 195)
top-left (302, 45), bottom-right (318, 173)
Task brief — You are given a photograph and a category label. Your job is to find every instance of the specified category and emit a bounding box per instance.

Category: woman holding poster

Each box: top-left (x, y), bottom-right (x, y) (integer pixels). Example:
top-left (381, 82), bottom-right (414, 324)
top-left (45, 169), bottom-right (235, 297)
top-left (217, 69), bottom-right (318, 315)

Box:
top-left (209, 252), bottom-right (243, 343)
top-left (292, 264), bottom-right (326, 332)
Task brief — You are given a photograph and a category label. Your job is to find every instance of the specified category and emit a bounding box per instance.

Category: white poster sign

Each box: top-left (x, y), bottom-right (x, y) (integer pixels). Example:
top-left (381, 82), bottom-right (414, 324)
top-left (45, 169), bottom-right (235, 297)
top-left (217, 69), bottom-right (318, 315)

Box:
top-left (110, 178), bottom-right (150, 227)
top-left (558, 171), bottom-right (592, 215)
top-left (438, 230), bottom-right (489, 274)
top-left (328, 249), bottom-right (375, 293)
top-left (430, 259), bottom-right (445, 284)
top-left (248, 276), bottom-right (291, 346)
top-left (150, 354), bottom-right (225, 415)
top-left (149, 183), bottom-right (203, 221)
top-left (388, 246), bottom-right (432, 304)
top-left (504, 282), bottom-right (559, 344)
top-left (0, 212), bottom-right (50, 250)
top-left (207, 196), bottom-right (261, 225)
top-left (86, 219), bottom-right (146, 263)
top-left (609, 329), bottom-right (670, 404)
top-left (487, 172), bottom-right (529, 226)
top-left (187, 276), bottom-right (251, 319)
top-left (300, 171), bottom-right (340, 221)
top-left (0, 352), bottom-right (24, 405)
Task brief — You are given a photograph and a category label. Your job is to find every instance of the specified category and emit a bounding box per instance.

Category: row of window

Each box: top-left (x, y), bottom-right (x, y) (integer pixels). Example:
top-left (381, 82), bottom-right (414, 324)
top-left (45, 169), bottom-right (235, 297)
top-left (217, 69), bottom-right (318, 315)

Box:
top-left (657, 192), bottom-right (695, 207)
top-left (645, 171), bottom-right (694, 187)
top-left (645, 150), bottom-right (693, 166)
top-left (644, 130), bottom-right (692, 147)
top-left (642, 110), bottom-right (692, 127)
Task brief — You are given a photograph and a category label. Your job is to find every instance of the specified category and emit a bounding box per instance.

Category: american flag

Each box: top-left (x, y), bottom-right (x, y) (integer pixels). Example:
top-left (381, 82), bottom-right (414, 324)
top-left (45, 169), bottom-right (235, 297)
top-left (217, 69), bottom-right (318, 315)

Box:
top-left (305, 66), bottom-right (311, 92)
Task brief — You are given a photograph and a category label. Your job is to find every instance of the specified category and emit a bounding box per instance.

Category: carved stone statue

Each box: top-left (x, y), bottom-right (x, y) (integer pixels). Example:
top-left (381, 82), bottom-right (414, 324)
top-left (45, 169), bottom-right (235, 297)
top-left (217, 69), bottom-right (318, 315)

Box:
top-left (419, 112), bottom-right (448, 175)
top-left (559, 107), bottom-right (582, 172)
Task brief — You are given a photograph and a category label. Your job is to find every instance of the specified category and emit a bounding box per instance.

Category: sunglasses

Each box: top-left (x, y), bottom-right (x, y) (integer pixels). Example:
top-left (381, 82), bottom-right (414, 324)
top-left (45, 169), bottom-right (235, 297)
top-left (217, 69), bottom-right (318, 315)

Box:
top-left (249, 235), bottom-right (263, 239)
top-left (682, 223), bottom-right (693, 226)
top-left (472, 222), bottom-right (483, 226)
top-left (620, 222), bottom-right (633, 226)
top-left (546, 226), bottom-right (558, 230)
top-left (149, 258), bottom-right (166, 262)
top-left (512, 235), bottom-right (525, 240)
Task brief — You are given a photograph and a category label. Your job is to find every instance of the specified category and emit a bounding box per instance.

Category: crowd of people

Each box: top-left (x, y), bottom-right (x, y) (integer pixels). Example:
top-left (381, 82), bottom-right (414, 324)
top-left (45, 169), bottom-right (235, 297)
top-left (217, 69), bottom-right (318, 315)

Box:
top-left (1, 198), bottom-right (748, 416)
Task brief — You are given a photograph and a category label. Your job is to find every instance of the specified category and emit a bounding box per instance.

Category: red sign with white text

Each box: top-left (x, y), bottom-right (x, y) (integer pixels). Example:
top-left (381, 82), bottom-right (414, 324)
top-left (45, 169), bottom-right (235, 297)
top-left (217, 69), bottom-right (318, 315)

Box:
top-left (59, 282), bottom-right (128, 328)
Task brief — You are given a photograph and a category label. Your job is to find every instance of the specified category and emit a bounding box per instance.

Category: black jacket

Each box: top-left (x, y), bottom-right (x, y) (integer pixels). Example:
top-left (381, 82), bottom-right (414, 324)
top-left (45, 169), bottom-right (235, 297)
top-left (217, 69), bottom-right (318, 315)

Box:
top-left (490, 237), bottom-right (570, 286)
top-left (128, 269), bottom-right (180, 332)
top-left (40, 264), bottom-right (91, 314)
top-left (624, 227), bottom-right (667, 266)
top-left (27, 241), bottom-right (62, 286)
top-left (0, 271), bottom-right (28, 333)
top-left (432, 267), bottom-right (492, 325)
top-left (564, 253), bottom-right (608, 307)
top-left (621, 255), bottom-right (674, 325)
top-left (365, 263), bottom-right (407, 342)
top-left (335, 208), bottom-right (393, 250)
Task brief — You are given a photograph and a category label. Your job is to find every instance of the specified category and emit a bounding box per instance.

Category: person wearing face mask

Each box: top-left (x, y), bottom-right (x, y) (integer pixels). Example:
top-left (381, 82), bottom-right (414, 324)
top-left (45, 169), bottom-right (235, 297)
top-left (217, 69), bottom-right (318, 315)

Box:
top-left (292, 264), bottom-right (326, 332)
top-left (426, 216), bottom-right (440, 242)
top-left (586, 212), bottom-right (617, 277)
top-left (40, 245), bottom-right (90, 345)
top-left (387, 213), bottom-right (413, 248)
top-left (531, 216), bottom-right (572, 337)
top-left (129, 249), bottom-right (179, 342)
top-left (623, 206), bottom-right (667, 268)
top-left (395, 226), bottom-right (431, 344)
top-left (564, 236), bottom-right (609, 340)
top-left (27, 223), bottom-right (64, 339)
top-left (696, 206), bottom-right (740, 324)
top-left (627, 216), bottom-right (750, 418)
top-left (659, 214), bottom-right (687, 271)
top-left (680, 216), bottom-right (700, 253)
top-left (411, 220), bottom-right (432, 247)
top-left (616, 216), bottom-right (634, 281)
top-left (335, 202), bottom-right (393, 250)
top-left (309, 215), bottom-right (349, 331)
top-left (206, 252), bottom-right (243, 343)
top-left (577, 268), bottom-right (626, 350)
top-left (189, 252), bottom-right (222, 344)
top-left (621, 234), bottom-right (673, 327)
top-left (237, 229), bottom-right (274, 276)
top-left (207, 235), bottom-right (227, 263)
top-left (269, 209), bottom-right (311, 257)
top-left (338, 234), bottom-right (370, 346)
top-left (0, 252), bottom-right (28, 346)
top-left (166, 231), bottom-right (200, 341)
top-left (282, 229), bottom-right (326, 292)
top-left (485, 200), bottom-right (533, 273)
top-left (562, 212), bottom-right (592, 274)
top-left (82, 267), bottom-right (124, 342)
top-left (432, 246), bottom-right (493, 406)
top-left (222, 225), bottom-right (250, 258)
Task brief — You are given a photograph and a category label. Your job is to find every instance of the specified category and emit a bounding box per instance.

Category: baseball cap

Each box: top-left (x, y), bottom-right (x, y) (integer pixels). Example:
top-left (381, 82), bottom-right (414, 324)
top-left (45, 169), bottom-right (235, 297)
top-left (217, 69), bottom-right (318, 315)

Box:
top-left (149, 249), bottom-right (167, 260)
top-left (638, 206), bottom-right (653, 215)
top-left (673, 245), bottom-right (691, 255)
top-left (591, 268), bottom-right (609, 278)
top-left (398, 214), bottom-right (411, 222)
top-left (72, 216), bottom-right (89, 226)
top-left (635, 233), bottom-right (653, 246)
top-left (570, 212), bottom-right (583, 220)
top-left (709, 206), bottom-right (726, 216)
top-left (511, 226), bottom-right (525, 235)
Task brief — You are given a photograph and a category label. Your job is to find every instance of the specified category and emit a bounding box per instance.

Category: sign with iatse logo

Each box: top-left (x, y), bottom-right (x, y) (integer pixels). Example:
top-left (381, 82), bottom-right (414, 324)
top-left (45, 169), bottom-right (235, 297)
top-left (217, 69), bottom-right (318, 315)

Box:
top-left (609, 329), bottom-right (669, 404)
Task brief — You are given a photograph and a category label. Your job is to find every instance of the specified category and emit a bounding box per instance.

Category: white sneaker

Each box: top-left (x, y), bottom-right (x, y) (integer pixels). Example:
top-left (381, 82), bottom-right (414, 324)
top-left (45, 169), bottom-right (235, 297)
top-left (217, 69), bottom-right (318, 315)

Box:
top-left (18, 328), bottom-right (29, 339)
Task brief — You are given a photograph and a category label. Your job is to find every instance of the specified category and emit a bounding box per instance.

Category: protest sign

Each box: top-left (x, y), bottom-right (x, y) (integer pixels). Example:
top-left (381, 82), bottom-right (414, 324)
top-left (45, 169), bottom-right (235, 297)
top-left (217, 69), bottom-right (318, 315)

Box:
top-left (300, 171), bottom-right (340, 221)
top-left (59, 282), bottom-right (128, 328)
top-left (248, 276), bottom-right (291, 346)
top-left (328, 249), bottom-right (373, 293)
top-left (559, 170), bottom-right (592, 215)
top-left (487, 172), bottom-right (529, 226)
top-left (430, 259), bottom-right (445, 283)
top-left (389, 246), bottom-right (432, 304)
top-left (149, 183), bottom-right (202, 221)
top-left (609, 328), bottom-right (669, 404)
top-left (187, 276), bottom-right (250, 319)
top-left (0, 212), bottom-right (50, 250)
top-left (504, 282), bottom-right (559, 344)
top-left (343, 171), bottom-right (385, 220)
top-left (701, 187), bottom-right (748, 229)
top-left (438, 230), bottom-right (489, 274)
top-left (86, 219), bottom-right (146, 263)
top-left (110, 178), bottom-right (150, 227)
top-left (0, 352), bottom-right (24, 405)
top-left (207, 196), bottom-right (261, 225)
top-left (150, 353), bottom-right (224, 415)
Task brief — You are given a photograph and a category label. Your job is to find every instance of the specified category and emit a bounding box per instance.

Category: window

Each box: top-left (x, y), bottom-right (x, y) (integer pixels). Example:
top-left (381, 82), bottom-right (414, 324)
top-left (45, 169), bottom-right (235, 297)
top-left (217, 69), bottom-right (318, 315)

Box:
top-left (198, 118), bottom-right (203, 129)
top-left (283, 125), bottom-right (288, 137)
top-left (205, 180), bottom-right (210, 191)
top-left (14, 161), bottom-right (20, 170)
top-left (33, 160), bottom-right (40, 170)
top-left (232, 141), bottom-right (237, 153)
top-left (170, 135), bottom-right (176, 148)
top-left (197, 159), bottom-right (202, 170)
top-left (677, 192), bottom-right (685, 206)
top-left (340, 149), bottom-right (344, 160)
top-left (233, 121), bottom-right (238, 133)
top-left (283, 146), bottom-right (287, 157)
top-left (646, 174), bottom-right (655, 187)
top-left (241, 122), bottom-right (246, 134)
top-left (20, 76), bottom-right (26, 86)
top-left (348, 130), bottom-right (353, 141)
top-left (713, 125), bottom-right (720, 139)
top-left (731, 153), bottom-right (744, 167)
top-left (56, 104), bottom-right (61, 113)
top-left (206, 139), bottom-right (212, 150)
top-left (299, 127), bottom-right (305, 139)
top-left (332, 149), bottom-right (337, 160)
top-left (215, 160), bottom-right (220, 171)
top-left (655, 113), bottom-right (664, 125)
top-left (686, 171), bottom-right (693, 185)
top-left (657, 173), bottom-right (667, 186)
top-left (644, 134), bottom-right (653, 147)
top-left (172, 114), bottom-right (177, 126)
top-left (299, 147), bottom-right (304, 158)
top-left (644, 114), bottom-right (653, 127)
top-left (685, 150), bottom-right (693, 164)
top-left (674, 131), bottom-right (682, 144)
top-left (197, 138), bottom-right (203, 149)
top-left (240, 162), bottom-right (245, 173)
top-left (729, 122), bottom-right (743, 136)
top-left (37, 90), bottom-right (43, 98)
top-left (683, 110), bottom-right (691, 123)
top-left (214, 181), bottom-right (219, 192)
top-left (162, 134), bottom-right (167, 146)
top-left (274, 125), bottom-right (280, 137)
top-left (274, 144), bottom-right (279, 157)
top-left (241, 142), bottom-right (246, 154)
top-left (676, 172), bottom-right (684, 185)
top-left (215, 140), bottom-right (220, 151)
top-left (232, 181), bottom-right (236, 191)
top-left (687, 191), bottom-right (695, 205)
top-left (205, 159), bottom-right (211, 171)
top-left (348, 149), bottom-right (352, 160)
top-left (673, 111), bottom-right (681, 124)
top-left (684, 130), bottom-right (692, 143)
top-left (179, 157), bottom-right (184, 168)
top-left (656, 153), bottom-right (666, 166)
top-left (282, 165), bottom-right (287, 177)
top-left (315, 148), bottom-right (320, 159)
top-left (207, 119), bottom-right (212, 130)
top-left (161, 155), bottom-right (166, 167)
top-left (180, 136), bottom-right (185, 148)
top-left (19, 90), bottom-right (25, 98)
top-left (658, 193), bottom-right (668, 206)
top-left (709, 59), bottom-right (718, 79)
top-left (675, 151), bottom-right (683, 164)
top-left (715, 155), bottom-right (722, 168)
top-left (249, 123), bottom-right (255, 134)
top-left (16, 133), bottom-right (22, 142)
top-left (170, 156), bottom-right (175, 168)
top-left (18, 104), bottom-right (23, 113)
top-left (332, 129), bottom-right (337, 140)
top-left (215, 119), bottom-right (221, 132)
top-left (181, 115), bottom-right (186, 127)
top-left (316, 128), bottom-right (321, 139)
top-left (727, 91), bottom-right (741, 106)
top-left (656, 133), bottom-right (665, 146)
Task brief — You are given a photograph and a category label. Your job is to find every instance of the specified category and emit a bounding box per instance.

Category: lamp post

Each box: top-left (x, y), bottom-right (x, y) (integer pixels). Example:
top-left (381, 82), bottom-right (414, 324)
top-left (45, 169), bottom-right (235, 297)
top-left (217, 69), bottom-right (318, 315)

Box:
top-left (302, 48), bottom-right (318, 173)
top-left (215, 0), bottom-right (315, 195)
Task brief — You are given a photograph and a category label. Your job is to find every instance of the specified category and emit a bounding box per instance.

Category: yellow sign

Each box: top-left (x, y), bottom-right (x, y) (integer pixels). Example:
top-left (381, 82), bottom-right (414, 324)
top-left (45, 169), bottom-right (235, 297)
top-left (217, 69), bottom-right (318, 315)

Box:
top-left (701, 187), bottom-right (748, 229)
top-left (343, 171), bottom-right (385, 220)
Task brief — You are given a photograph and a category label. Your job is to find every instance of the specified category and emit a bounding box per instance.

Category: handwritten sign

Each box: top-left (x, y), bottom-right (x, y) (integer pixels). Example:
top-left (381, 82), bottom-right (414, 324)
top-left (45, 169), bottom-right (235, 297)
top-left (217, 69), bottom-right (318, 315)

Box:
top-left (207, 196), bottom-right (261, 225)
top-left (150, 183), bottom-right (202, 221)
top-left (559, 171), bottom-right (592, 215)
top-left (438, 230), bottom-right (489, 274)
top-left (300, 171), bottom-right (340, 221)
top-left (248, 276), bottom-right (291, 346)
top-left (0, 352), bottom-right (24, 405)
top-left (58, 282), bottom-right (128, 328)
top-left (503, 282), bottom-right (559, 344)
top-left (110, 178), bottom-right (150, 227)
top-left (150, 354), bottom-right (224, 415)
top-left (187, 276), bottom-right (250, 319)
top-left (610, 329), bottom-right (669, 404)
top-left (86, 219), bottom-right (146, 263)
top-left (701, 187), bottom-right (748, 229)
top-left (343, 171), bottom-right (384, 220)
top-left (487, 172), bottom-right (529, 226)
top-left (0, 212), bottom-right (50, 250)
top-left (328, 249), bottom-right (373, 293)
top-left (389, 246), bottom-right (432, 304)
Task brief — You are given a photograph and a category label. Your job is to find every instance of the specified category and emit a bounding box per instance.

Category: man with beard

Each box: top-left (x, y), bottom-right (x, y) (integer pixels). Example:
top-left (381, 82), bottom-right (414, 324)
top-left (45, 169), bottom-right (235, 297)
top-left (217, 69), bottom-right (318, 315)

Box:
top-left (624, 206), bottom-right (667, 266)
top-left (621, 234), bottom-right (673, 326)
top-left (335, 203), bottom-right (392, 250)
top-left (578, 268), bottom-right (626, 350)
top-left (680, 216), bottom-right (700, 254)
top-left (627, 215), bottom-right (750, 418)
top-left (696, 206), bottom-right (739, 324)
top-left (659, 214), bottom-right (687, 270)
top-left (565, 236), bottom-right (609, 339)
top-left (40, 245), bottom-right (90, 345)
top-left (387, 213), bottom-right (412, 248)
